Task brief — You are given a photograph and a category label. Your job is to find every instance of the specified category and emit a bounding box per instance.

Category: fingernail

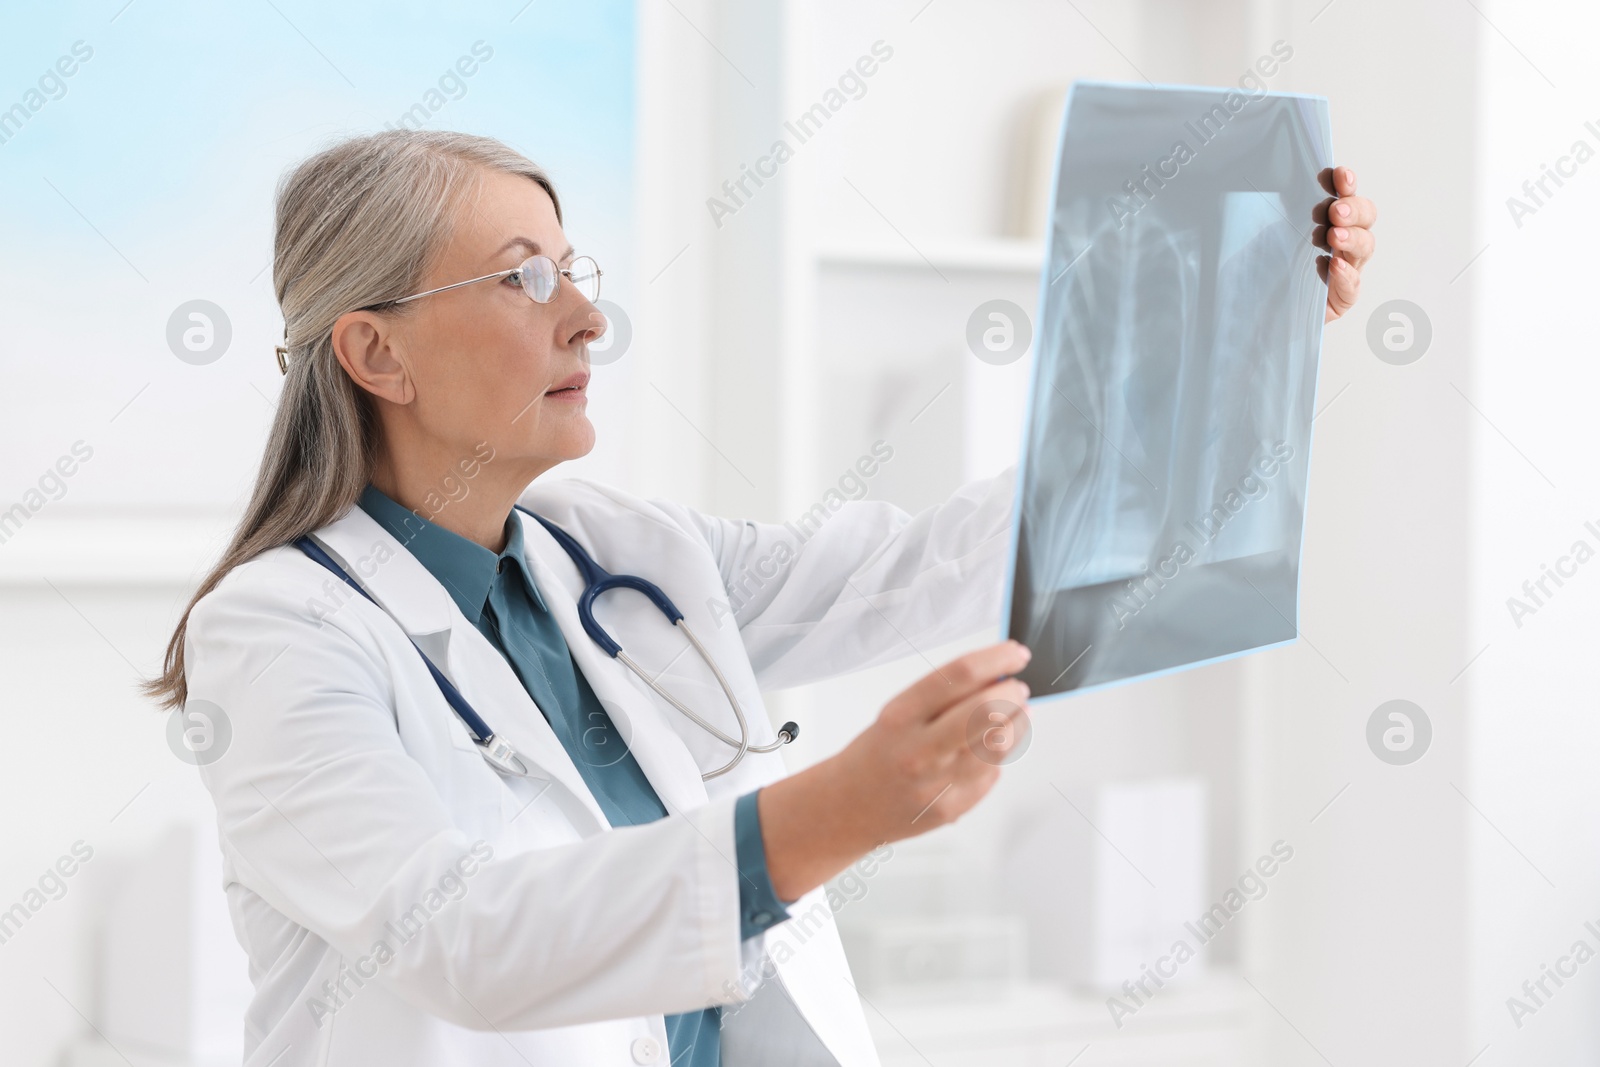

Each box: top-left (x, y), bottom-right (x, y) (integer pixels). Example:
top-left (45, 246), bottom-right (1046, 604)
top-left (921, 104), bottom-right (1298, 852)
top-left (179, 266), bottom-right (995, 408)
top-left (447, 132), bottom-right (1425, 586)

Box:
top-left (1333, 226), bottom-right (1348, 243)
top-left (1335, 202), bottom-right (1349, 220)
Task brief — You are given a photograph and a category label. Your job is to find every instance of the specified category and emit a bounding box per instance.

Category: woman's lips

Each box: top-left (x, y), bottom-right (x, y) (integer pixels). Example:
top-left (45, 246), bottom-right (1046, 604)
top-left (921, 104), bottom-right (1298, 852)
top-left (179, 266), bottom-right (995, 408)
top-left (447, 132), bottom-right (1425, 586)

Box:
top-left (546, 371), bottom-right (589, 401)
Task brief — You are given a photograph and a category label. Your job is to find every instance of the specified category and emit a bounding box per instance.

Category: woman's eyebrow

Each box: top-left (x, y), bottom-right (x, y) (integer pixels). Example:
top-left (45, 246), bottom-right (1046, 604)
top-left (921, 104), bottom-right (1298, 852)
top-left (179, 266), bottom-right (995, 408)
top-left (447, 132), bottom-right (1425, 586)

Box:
top-left (494, 236), bottom-right (577, 264)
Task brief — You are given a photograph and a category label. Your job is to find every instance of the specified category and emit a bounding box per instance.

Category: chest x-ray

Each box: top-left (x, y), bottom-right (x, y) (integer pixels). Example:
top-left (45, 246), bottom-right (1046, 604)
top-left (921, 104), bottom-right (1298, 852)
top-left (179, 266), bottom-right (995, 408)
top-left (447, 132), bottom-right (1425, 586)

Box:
top-left (1004, 82), bottom-right (1332, 699)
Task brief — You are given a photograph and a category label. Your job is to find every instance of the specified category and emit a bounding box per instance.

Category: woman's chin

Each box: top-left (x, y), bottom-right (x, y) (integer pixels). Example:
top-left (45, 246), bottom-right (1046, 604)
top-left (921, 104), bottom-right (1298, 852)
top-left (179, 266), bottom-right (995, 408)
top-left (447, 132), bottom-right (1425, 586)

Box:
top-left (507, 416), bottom-right (595, 470)
top-left (557, 419), bottom-right (597, 460)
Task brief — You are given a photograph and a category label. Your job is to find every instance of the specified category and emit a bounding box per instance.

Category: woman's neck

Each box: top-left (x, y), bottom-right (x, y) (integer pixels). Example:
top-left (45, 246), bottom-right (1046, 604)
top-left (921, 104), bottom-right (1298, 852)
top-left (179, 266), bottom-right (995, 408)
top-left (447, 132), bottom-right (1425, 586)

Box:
top-left (368, 446), bottom-right (549, 552)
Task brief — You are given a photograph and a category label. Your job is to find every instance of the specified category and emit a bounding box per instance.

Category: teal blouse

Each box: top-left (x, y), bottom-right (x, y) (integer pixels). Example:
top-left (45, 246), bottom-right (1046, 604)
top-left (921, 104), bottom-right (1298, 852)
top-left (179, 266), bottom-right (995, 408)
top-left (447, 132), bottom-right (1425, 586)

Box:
top-left (358, 485), bottom-right (789, 1065)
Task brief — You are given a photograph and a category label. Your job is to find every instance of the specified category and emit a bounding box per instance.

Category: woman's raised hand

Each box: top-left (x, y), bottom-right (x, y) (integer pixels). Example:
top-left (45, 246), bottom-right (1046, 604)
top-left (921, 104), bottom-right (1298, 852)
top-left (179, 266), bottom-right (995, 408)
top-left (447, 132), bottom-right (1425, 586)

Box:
top-left (758, 641), bottom-right (1032, 902)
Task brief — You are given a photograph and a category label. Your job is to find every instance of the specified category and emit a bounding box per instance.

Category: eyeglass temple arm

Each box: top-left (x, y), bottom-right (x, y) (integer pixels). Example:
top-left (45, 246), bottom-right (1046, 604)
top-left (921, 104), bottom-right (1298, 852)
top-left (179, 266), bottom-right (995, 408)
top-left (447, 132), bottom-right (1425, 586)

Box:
top-left (387, 268), bottom-right (518, 307)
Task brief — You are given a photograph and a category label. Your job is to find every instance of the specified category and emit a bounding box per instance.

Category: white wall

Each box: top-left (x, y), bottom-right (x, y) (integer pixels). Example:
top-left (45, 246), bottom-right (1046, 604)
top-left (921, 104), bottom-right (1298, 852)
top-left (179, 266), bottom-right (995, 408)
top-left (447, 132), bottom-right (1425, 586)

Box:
top-left (1470, 2), bottom-right (1600, 1062)
top-left (1242, 0), bottom-right (1479, 1062)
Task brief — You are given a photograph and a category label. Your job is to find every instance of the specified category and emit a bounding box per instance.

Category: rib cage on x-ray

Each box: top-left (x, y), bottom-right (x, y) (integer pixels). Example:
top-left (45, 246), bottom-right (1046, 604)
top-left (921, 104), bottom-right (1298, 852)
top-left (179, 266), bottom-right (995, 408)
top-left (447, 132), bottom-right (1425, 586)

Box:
top-left (1005, 84), bottom-right (1331, 698)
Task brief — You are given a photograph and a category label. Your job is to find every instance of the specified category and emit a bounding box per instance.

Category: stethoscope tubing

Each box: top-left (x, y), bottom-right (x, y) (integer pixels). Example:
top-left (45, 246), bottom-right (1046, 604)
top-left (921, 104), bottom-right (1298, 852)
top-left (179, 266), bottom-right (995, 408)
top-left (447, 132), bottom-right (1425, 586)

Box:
top-left (292, 504), bottom-right (795, 784)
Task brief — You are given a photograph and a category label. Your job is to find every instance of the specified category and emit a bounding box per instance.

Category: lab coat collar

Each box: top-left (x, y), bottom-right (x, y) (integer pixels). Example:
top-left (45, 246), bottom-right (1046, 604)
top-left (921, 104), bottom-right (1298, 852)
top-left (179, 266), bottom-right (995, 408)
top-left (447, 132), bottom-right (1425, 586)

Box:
top-left (310, 503), bottom-right (456, 637)
top-left (354, 484), bottom-right (549, 624)
top-left (308, 503), bottom-right (710, 832)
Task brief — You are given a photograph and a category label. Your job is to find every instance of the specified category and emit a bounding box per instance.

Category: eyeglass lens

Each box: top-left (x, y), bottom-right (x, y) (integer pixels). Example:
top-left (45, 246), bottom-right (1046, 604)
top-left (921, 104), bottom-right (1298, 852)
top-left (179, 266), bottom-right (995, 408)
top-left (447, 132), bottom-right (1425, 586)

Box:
top-left (517, 255), bottom-right (601, 304)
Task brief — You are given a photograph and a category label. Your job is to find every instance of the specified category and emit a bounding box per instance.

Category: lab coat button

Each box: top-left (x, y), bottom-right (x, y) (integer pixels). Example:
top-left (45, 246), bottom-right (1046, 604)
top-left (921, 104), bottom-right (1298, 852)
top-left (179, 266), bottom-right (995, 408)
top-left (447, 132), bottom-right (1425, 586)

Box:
top-left (630, 1036), bottom-right (661, 1063)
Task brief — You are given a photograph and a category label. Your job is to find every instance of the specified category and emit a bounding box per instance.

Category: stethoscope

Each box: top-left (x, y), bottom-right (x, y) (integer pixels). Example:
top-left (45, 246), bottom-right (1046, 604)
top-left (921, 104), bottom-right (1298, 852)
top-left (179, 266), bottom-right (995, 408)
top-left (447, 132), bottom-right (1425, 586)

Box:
top-left (292, 504), bottom-right (797, 782)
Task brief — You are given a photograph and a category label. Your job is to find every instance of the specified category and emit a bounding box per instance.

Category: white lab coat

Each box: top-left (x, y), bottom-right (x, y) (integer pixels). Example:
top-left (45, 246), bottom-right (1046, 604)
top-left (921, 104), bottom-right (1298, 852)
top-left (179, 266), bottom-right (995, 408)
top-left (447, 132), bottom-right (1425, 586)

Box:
top-left (184, 467), bottom-right (1015, 1066)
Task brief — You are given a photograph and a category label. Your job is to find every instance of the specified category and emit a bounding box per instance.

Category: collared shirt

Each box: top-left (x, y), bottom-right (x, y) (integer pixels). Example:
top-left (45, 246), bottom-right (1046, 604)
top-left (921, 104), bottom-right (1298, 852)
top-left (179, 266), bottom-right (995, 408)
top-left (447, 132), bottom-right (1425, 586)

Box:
top-left (358, 485), bottom-right (788, 1066)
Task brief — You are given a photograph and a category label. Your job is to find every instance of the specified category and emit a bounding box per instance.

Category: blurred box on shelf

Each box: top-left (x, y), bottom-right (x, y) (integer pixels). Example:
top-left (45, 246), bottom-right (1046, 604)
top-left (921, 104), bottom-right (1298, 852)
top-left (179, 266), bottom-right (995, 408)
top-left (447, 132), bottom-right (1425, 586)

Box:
top-left (1003, 777), bottom-right (1207, 991)
top-left (844, 914), bottom-right (1028, 998)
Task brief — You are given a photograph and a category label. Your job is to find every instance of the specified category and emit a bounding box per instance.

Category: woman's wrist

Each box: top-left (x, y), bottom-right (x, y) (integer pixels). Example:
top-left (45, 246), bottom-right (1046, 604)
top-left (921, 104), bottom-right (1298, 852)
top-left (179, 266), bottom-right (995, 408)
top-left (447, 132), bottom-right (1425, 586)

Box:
top-left (756, 752), bottom-right (880, 903)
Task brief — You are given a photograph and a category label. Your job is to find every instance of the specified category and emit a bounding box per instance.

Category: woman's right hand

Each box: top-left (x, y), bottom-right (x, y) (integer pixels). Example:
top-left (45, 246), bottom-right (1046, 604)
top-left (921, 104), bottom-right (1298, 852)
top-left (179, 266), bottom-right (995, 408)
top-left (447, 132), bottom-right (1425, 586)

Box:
top-left (758, 640), bottom-right (1032, 903)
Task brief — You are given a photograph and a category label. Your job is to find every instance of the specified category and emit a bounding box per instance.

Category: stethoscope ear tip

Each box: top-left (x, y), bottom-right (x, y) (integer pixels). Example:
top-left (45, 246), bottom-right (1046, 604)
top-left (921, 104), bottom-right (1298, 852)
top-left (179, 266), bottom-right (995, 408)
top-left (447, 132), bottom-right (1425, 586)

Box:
top-left (778, 721), bottom-right (799, 744)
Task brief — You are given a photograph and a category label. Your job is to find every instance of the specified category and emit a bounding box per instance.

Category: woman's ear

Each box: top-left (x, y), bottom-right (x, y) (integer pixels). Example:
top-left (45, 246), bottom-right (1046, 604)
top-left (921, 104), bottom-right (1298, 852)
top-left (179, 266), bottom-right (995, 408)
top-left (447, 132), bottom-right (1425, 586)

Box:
top-left (331, 311), bottom-right (414, 405)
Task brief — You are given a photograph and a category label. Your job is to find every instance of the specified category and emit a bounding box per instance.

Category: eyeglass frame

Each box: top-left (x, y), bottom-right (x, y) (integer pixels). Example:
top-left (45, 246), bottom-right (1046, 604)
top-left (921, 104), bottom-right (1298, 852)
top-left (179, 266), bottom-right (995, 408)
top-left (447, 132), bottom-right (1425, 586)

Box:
top-left (356, 253), bottom-right (603, 312)
top-left (276, 254), bottom-right (605, 375)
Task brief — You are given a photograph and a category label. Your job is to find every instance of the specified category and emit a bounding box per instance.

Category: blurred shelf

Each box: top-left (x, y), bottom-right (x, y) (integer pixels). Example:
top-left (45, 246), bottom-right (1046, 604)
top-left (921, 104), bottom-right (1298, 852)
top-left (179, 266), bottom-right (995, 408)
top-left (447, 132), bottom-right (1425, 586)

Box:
top-left (0, 512), bottom-right (232, 587)
top-left (864, 974), bottom-right (1250, 1067)
top-left (815, 236), bottom-right (1044, 275)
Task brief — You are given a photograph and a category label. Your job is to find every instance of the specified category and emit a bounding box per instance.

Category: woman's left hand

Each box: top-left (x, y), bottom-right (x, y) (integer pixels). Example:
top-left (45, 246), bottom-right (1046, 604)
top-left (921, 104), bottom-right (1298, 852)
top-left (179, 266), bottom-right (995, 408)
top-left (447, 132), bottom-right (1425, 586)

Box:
top-left (1321, 165), bottom-right (1377, 323)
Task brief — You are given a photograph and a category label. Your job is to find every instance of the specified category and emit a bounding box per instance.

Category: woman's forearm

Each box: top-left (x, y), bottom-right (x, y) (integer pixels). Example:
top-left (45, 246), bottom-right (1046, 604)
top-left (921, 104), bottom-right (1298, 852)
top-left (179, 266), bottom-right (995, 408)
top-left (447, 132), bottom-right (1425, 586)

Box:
top-left (757, 640), bottom-right (1032, 902)
top-left (758, 758), bottom-right (881, 902)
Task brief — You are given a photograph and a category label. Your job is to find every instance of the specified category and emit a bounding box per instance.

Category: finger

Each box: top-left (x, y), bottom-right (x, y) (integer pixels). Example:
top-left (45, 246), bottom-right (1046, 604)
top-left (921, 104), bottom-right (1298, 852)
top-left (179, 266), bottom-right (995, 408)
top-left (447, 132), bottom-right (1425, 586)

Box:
top-left (929, 676), bottom-right (1031, 761)
top-left (1332, 165), bottom-right (1358, 199)
top-left (1323, 255), bottom-right (1360, 321)
top-left (1328, 194), bottom-right (1376, 230)
top-left (1327, 224), bottom-right (1374, 267)
top-left (955, 689), bottom-right (1033, 767)
top-left (884, 640), bottom-right (1032, 724)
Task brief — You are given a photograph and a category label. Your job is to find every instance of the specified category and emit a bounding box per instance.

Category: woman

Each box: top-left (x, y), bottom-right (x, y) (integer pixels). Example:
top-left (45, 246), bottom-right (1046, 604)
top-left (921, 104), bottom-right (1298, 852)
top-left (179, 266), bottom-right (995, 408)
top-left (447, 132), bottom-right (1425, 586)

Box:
top-left (145, 130), bottom-right (1375, 1067)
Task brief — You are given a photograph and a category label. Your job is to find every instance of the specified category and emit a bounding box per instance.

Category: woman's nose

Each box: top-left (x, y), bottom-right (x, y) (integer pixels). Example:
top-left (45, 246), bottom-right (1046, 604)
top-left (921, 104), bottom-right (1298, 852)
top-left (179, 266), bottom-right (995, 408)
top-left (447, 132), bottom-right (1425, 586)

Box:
top-left (575, 305), bottom-right (608, 347)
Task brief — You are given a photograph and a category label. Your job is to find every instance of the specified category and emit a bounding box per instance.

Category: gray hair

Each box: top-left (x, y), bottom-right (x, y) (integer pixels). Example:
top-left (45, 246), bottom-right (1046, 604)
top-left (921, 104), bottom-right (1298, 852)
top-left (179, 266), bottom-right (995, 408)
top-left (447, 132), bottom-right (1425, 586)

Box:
top-left (143, 129), bottom-right (561, 709)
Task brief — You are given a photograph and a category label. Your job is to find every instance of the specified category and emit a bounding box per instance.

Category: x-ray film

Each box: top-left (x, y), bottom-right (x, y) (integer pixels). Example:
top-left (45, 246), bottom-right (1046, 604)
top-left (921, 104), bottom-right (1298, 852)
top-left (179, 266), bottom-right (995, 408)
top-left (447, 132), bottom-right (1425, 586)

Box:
top-left (1004, 82), bottom-right (1332, 699)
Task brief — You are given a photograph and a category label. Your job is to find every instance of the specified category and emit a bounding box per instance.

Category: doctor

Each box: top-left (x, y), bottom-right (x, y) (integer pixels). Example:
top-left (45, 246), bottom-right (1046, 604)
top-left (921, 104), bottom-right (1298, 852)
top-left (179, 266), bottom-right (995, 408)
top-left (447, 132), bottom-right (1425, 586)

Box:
top-left (145, 130), bottom-right (1376, 1067)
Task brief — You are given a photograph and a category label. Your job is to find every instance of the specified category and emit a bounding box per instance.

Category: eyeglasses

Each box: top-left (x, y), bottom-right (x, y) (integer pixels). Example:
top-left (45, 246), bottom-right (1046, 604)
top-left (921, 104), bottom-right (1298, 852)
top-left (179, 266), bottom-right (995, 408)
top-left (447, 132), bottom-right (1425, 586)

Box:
top-left (361, 254), bottom-right (602, 311)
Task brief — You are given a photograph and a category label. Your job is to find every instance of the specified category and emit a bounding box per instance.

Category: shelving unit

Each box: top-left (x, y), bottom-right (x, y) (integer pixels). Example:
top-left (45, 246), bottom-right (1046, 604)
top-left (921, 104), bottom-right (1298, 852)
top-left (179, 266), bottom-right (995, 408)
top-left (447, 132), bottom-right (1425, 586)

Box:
top-left (658, 3), bottom-right (1276, 1061)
